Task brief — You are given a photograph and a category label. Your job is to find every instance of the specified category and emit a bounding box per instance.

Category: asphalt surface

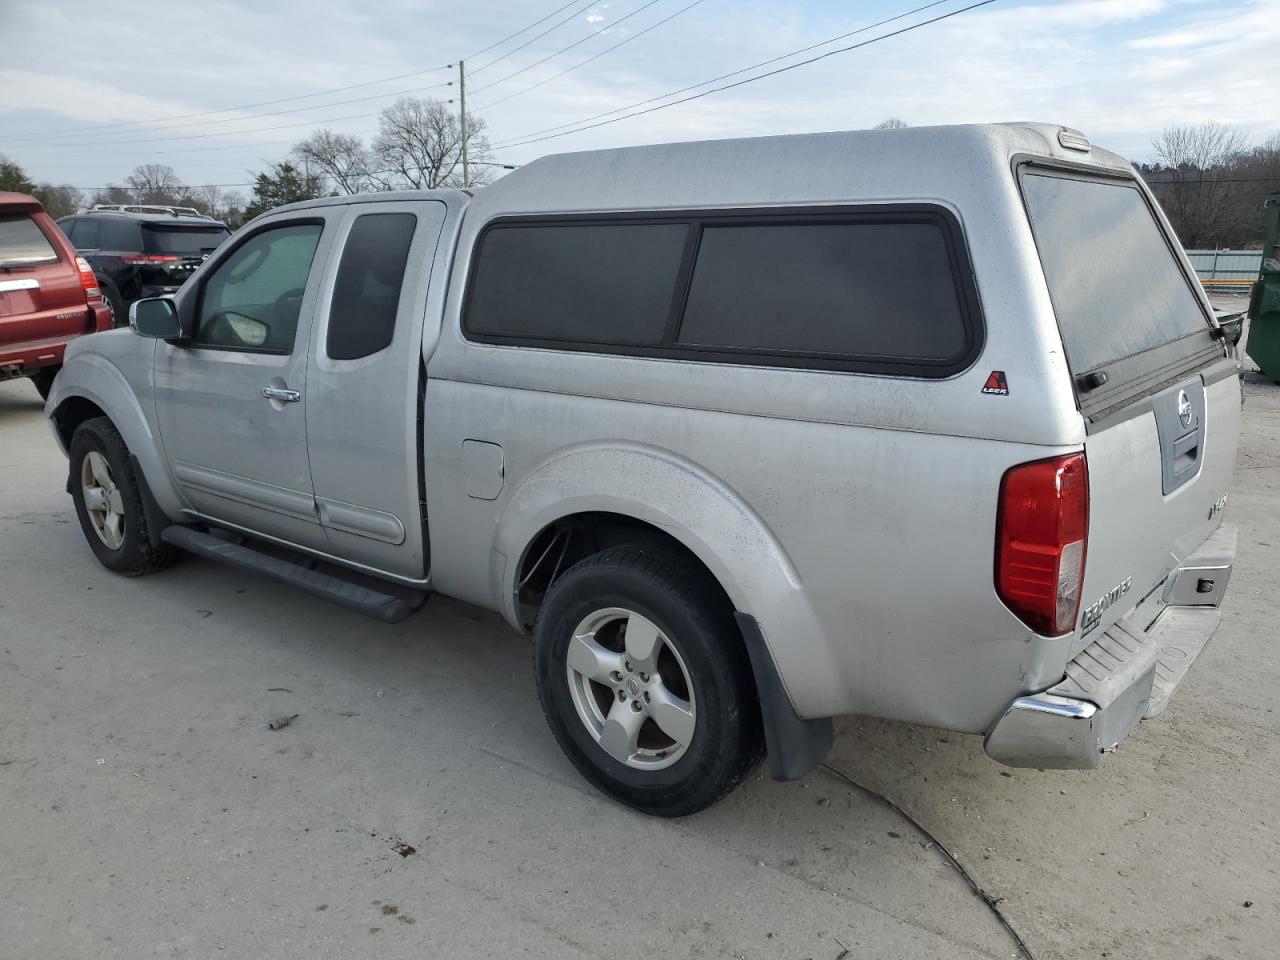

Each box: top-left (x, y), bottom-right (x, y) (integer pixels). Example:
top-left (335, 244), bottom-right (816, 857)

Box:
top-left (1, 351), bottom-right (1276, 959)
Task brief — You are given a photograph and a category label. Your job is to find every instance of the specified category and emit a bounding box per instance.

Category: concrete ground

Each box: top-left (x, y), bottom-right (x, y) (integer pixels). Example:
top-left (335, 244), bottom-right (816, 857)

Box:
top-left (1, 362), bottom-right (1277, 960)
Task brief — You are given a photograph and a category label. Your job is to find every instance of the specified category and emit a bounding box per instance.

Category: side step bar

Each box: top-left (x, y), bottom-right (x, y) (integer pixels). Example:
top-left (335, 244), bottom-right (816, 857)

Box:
top-left (160, 526), bottom-right (427, 624)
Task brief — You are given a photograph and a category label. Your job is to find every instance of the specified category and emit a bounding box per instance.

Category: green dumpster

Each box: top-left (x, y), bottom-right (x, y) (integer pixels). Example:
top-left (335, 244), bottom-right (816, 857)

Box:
top-left (1246, 193), bottom-right (1280, 381)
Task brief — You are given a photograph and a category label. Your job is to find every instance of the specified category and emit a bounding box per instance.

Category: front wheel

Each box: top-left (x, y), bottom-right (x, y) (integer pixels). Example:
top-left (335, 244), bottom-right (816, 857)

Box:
top-left (534, 544), bottom-right (763, 816)
top-left (68, 417), bottom-right (175, 576)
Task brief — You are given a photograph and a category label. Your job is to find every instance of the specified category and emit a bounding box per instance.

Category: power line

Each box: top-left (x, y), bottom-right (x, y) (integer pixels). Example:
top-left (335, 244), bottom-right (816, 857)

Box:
top-left (482, 0), bottom-right (709, 110)
top-left (11, 110), bottom-right (386, 150)
top-left (65, 160), bottom-right (523, 193)
top-left (3, 0), bottom-right (592, 143)
top-left (3, 68), bottom-right (453, 144)
top-left (469, 0), bottom-right (669, 98)
top-left (490, 0), bottom-right (954, 148)
top-left (496, 0), bottom-right (999, 151)
top-left (468, 0), bottom-right (601, 76)
top-left (12, 81), bottom-right (454, 149)
top-left (23, 131), bottom-right (385, 163)
top-left (463, 0), bottom-right (587, 61)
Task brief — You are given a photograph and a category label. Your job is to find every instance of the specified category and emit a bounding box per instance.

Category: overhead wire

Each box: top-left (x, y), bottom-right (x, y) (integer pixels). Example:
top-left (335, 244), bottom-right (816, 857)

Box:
top-left (494, 0), bottom-right (1000, 150)
top-left (468, 0), bottom-right (669, 98)
top-left (3, 0), bottom-right (595, 143)
top-left (490, 0), bottom-right (955, 147)
top-left (480, 0), bottom-right (709, 110)
top-left (466, 0), bottom-right (600, 75)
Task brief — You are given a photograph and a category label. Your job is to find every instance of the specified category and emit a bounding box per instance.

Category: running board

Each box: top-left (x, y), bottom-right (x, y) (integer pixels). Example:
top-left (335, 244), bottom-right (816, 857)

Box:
top-left (160, 526), bottom-right (427, 623)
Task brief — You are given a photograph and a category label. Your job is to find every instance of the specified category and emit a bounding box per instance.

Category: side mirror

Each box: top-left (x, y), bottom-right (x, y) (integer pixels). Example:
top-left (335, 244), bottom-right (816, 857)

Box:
top-left (129, 297), bottom-right (183, 341)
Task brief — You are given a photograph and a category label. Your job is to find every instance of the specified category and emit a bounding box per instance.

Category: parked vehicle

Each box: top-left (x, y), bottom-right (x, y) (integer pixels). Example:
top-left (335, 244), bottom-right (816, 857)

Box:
top-left (46, 124), bottom-right (1240, 815)
top-left (57, 208), bottom-right (230, 325)
top-left (1, 192), bottom-right (112, 399)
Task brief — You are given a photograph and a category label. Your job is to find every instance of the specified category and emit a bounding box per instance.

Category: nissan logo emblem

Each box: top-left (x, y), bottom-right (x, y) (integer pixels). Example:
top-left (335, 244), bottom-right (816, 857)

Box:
top-left (1177, 389), bottom-right (1193, 428)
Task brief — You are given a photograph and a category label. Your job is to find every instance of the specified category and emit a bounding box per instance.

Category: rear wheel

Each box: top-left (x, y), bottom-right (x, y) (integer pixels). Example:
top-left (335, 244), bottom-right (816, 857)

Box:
top-left (98, 276), bottom-right (127, 328)
top-left (534, 544), bottom-right (763, 816)
top-left (68, 417), bottom-right (175, 576)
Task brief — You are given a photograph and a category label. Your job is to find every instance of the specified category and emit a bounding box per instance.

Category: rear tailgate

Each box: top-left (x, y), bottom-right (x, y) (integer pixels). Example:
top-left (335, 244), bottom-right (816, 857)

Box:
top-left (1020, 165), bottom-right (1239, 652)
top-left (140, 223), bottom-right (230, 290)
top-left (0, 213), bottom-right (92, 353)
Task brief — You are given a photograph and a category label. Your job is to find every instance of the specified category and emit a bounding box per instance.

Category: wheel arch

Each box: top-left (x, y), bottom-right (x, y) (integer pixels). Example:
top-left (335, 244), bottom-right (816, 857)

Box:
top-left (47, 352), bottom-right (184, 522)
top-left (491, 442), bottom-right (842, 724)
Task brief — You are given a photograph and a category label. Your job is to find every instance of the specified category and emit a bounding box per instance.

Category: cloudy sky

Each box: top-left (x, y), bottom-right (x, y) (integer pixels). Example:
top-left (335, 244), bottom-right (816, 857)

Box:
top-left (1, 0), bottom-right (1275, 194)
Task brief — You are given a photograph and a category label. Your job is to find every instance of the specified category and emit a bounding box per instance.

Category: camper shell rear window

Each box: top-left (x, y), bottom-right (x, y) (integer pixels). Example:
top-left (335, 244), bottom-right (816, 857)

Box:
top-left (1018, 162), bottom-right (1220, 419)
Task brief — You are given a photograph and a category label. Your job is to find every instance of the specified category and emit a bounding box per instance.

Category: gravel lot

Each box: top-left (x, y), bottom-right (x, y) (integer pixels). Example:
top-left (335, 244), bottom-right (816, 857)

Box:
top-left (1, 355), bottom-right (1276, 959)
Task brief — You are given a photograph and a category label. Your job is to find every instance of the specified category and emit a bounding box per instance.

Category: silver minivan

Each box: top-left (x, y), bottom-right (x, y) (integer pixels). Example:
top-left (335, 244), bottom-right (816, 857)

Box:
top-left (47, 123), bottom-right (1240, 815)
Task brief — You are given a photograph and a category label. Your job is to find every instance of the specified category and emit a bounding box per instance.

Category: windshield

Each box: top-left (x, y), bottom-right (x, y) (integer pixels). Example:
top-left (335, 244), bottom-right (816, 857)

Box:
top-left (143, 224), bottom-right (230, 256)
top-left (1021, 171), bottom-right (1210, 375)
top-left (0, 214), bottom-right (59, 268)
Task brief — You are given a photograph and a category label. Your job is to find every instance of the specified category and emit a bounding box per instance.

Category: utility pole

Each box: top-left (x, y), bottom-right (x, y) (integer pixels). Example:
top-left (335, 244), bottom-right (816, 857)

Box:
top-left (458, 60), bottom-right (469, 188)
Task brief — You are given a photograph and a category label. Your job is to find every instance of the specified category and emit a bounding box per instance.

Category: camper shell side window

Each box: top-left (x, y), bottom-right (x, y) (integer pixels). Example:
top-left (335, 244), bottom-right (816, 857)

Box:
top-left (462, 205), bottom-right (985, 378)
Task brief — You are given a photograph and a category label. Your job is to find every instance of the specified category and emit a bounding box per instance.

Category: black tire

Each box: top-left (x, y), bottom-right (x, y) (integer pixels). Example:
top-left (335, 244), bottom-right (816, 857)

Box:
top-left (534, 544), bottom-right (763, 816)
top-left (30, 366), bottom-right (59, 400)
top-left (68, 417), bottom-right (176, 576)
top-left (98, 276), bottom-right (127, 329)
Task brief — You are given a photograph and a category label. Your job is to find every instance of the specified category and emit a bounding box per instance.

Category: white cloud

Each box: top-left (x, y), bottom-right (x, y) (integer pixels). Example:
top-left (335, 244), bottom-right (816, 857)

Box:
top-left (2, 0), bottom-right (1275, 188)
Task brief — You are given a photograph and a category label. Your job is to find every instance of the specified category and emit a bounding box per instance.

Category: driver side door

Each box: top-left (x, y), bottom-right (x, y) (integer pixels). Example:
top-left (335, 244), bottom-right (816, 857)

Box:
top-left (154, 214), bottom-right (335, 550)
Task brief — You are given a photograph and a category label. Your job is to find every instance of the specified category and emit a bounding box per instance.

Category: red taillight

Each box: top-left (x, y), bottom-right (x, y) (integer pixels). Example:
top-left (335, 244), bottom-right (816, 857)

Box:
top-left (120, 254), bottom-right (179, 264)
top-left (996, 453), bottom-right (1089, 636)
top-left (75, 256), bottom-right (102, 302)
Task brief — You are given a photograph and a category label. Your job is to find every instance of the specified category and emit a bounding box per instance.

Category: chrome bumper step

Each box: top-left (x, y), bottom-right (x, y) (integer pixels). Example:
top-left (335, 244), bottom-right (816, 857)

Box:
top-left (984, 525), bottom-right (1233, 769)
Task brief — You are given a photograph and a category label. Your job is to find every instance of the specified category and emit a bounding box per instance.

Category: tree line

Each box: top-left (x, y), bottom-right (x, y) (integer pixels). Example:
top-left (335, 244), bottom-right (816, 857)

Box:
top-left (1139, 122), bottom-right (1280, 249)
top-left (0, 96), bottom-right (488, 225)
top-left (3, 111), bottom-right (1275, 246)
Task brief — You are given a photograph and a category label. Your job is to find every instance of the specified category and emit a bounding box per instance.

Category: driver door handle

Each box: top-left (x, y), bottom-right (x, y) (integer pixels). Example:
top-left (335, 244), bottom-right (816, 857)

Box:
top-left (262, 386), bottom-right (301, 403)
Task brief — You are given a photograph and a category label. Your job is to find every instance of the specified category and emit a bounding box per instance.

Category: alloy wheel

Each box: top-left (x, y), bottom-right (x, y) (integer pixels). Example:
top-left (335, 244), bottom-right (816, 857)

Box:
top-left (565, 607), bottom-right (697, 770)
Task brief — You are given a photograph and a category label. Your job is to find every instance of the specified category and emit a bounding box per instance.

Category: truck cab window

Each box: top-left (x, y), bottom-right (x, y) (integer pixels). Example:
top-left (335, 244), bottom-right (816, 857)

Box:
top-left (327, 212), bottom-right (417, 360)
top-left (195, 222), bottom-right (322, 352)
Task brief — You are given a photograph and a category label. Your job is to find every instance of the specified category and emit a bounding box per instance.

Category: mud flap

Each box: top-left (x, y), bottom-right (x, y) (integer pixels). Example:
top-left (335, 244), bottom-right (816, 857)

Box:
top-left (735, 612), bottom-right (833, 781)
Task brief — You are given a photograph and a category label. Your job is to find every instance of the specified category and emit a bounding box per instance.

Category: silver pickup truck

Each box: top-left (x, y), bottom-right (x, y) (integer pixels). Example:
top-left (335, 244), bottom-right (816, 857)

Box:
top-left (46, 123), bottom-right (1240, 816)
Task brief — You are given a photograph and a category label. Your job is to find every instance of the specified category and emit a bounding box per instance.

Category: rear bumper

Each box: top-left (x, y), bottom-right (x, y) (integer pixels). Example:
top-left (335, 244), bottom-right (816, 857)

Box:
top-left (0, 334), bottom-right (72, 378)
top-left (984, 523), bottom-right (1235, 769)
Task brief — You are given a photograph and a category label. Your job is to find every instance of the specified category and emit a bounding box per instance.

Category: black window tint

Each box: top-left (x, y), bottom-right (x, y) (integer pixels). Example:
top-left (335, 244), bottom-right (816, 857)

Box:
top-left (76, 218), bottom-right (101, 249)
top-left (99, 219), bottom-right (137, 251)
top-left (58, 218), bottom-right (79, 244)
top-left (466, 222), bottom-right (688, 345)
top-left (196, 222), bottom-right (322, 353)
top-left (327, 213), bottom-right (417, 360)
top-left (678, 221), bottom-right (966, 361)
top-left (143, 225), bottom-right (231, 256)
top-left (1021, 173), bottom-right (1209, 375)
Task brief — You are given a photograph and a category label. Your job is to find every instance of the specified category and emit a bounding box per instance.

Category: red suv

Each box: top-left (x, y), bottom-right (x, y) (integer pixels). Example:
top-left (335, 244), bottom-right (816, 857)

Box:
top-left (1, 192), bottom-right (112, 399)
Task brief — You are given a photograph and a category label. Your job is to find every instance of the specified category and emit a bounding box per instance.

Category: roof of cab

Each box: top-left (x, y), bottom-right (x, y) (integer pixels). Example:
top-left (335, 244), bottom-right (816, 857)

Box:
top-left (466, 122), bottom-right (1133, 219)
top-left (262, 188), bottom-right (472, 218)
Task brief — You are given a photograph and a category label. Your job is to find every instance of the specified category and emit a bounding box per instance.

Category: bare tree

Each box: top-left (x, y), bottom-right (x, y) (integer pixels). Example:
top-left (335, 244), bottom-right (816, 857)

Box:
top-left (293, 130), bottom-right (374, 195)
top-left (32, 183), bottom-right (84, 218)
top-left (90, 184), bottom-right (132, 206)
top-left (873, 117), bottom-right (908, 130)
top-left (125, 164), bottom-right (186, 204)
top-left (372, 97), bottom-right (491, 190)
top-left (1148, 122), bottom-right (1248, 247)
top-left (182, 183), bottom-right (228, 218)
